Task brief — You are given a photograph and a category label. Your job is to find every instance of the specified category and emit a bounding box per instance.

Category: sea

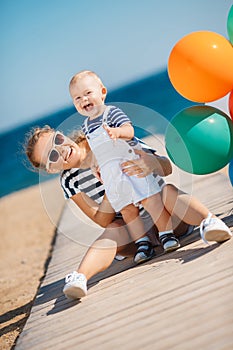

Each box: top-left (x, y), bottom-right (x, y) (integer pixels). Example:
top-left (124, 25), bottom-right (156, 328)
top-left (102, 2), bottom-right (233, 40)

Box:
top-left (0, 69), bottom-right (195, 198)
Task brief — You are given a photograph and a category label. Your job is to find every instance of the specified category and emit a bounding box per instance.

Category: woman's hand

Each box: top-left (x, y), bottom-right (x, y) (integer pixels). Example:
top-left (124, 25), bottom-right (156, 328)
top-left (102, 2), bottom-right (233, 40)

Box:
top-left (79, 151), bottom-right (103, 182)
top-left (121, 149), bottom-right (172, 177)
top-left (91, 164), bottom-right (103, 183)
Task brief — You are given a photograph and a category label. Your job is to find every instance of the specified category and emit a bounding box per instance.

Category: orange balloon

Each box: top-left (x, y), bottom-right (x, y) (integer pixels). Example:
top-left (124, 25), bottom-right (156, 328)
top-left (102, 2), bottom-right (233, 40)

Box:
top-left (229, 90), bottom-right (233, 119)
top-left (168, 31), bottom-right (233, 103)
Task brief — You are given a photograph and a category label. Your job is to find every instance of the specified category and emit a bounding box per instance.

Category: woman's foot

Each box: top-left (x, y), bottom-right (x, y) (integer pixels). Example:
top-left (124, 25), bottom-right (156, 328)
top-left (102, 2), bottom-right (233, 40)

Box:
top-left (63, 271), bottom-right (87, 299)
top-left (200, 214), bottom-right (232, 244)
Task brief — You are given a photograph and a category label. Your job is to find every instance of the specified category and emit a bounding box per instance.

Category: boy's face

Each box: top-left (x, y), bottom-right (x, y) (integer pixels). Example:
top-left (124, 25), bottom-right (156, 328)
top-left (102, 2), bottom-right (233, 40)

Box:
top-left (70, 75), bottom-right (106, 118)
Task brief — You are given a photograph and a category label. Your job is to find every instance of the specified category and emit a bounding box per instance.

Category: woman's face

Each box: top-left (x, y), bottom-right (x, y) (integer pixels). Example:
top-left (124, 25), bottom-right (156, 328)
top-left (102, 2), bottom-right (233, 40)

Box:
top-left (33, 131), bottom-right (88, 173)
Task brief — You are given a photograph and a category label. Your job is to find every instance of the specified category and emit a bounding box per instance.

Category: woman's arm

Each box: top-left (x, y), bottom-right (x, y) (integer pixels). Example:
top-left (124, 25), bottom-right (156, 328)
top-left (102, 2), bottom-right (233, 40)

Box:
top-left (121, 149), bottom-right (172, 177)
top-left (71, 192), bottom-right (115, 228)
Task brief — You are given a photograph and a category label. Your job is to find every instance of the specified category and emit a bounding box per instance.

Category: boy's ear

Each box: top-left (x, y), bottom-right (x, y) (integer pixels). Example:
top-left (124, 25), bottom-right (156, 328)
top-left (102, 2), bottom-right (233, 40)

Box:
top-left (102, 87), bottom-right (107, 96)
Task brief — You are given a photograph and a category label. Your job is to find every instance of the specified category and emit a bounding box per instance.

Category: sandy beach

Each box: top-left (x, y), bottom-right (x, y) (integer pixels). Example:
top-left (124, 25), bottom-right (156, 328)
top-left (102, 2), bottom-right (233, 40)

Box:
top-left (0, 179), bottom-right (65, 350)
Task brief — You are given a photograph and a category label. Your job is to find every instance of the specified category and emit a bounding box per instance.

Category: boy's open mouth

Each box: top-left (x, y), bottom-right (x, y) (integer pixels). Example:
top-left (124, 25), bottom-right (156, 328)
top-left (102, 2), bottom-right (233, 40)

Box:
top-left (84, 103), bottom-right (94, 112)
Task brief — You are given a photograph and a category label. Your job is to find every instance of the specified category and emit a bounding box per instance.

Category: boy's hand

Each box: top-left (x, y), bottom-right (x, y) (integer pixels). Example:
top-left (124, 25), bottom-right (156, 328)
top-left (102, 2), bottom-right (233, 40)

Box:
top-left (103, 123), bottom-right (119, 140)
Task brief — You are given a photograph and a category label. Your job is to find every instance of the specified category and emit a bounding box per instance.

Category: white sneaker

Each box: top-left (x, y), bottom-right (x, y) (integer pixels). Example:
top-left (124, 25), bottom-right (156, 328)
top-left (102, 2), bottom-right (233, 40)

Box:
top-left (63, 271), bottom-right (87, 299)
top-left (200, 213), bottom-right (232, 244)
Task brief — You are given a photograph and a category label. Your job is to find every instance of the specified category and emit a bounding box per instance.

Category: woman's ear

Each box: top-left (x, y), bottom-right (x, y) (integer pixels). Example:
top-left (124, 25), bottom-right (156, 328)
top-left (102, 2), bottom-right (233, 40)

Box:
top-left (47, 167), bottom-right (59, 174)
top-left (46, 168), bottom-right (53, 174)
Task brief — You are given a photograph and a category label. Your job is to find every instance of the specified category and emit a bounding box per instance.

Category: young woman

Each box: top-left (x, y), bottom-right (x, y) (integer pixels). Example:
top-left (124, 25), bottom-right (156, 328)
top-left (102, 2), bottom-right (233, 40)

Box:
top-left (25, 126), bottom-right (232, 299)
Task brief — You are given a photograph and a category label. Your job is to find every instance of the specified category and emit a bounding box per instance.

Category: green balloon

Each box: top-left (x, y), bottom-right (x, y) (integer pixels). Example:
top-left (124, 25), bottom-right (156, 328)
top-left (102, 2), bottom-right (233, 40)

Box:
top-left (227, 5), bottom-right (233, 45)
top-left (165, 106), bottom-right (233, 175)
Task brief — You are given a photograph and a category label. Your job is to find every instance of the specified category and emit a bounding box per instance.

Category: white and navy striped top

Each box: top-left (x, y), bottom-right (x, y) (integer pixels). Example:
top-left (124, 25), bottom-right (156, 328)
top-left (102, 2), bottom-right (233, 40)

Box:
top-left (61, 167), bottom-right (105, 202)
top-left (82, 105), bottom-right (131, 136)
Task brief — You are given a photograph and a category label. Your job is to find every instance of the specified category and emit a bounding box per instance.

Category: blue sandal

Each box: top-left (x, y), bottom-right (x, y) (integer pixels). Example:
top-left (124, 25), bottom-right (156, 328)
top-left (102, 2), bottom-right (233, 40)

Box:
top-left (159, 232), bottom-right (180, 253)
top-left (134, 239), bottom-right (155, 264)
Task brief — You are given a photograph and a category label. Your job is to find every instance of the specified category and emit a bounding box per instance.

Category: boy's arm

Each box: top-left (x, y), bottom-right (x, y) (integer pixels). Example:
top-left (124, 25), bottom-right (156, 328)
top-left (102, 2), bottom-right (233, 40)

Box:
top-left (103, 123), bottom-right (134, 140)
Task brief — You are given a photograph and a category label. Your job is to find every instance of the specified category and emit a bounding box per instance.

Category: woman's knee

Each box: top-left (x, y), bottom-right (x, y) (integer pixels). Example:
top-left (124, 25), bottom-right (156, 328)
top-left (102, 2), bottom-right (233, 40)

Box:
top-left (162, 184), bottom-right (179, 205)
top-left (100, 219), bottom-right (132, 248)
top-left (162, 184), bottom-right (186, 198)
top-left (93, 237), bottom-right (117, 249)
top-left (162, 184), bottom-right (175, 197)
top-left (121, 205), bottom-right (139, 222)
top-left (106, 218), bottom-right (124, 229)
top-left (99, 219), bottom-right (127, 240)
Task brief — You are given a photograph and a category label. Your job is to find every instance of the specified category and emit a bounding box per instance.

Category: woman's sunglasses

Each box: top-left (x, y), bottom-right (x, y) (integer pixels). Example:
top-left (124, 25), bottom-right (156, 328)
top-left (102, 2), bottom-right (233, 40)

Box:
top-left (45, 131), bottom-right (66, 171)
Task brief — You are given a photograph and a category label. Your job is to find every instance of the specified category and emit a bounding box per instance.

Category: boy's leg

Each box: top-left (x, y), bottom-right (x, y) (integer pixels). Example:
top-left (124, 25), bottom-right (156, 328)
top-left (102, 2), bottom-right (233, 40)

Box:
top-left (142, 194), bottom-right (180, 252)
top-left (141, 193), bottom-right (173, 231)
top-left (121, 204), bottom-right (155, 264)
top-left (120, 204), bottom-right (145, 241)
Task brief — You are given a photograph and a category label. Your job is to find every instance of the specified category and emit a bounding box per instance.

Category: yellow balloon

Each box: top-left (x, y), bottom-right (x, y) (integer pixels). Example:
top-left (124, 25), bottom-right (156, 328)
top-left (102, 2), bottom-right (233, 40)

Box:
top-left (168, 31), bottom-right (233, 103)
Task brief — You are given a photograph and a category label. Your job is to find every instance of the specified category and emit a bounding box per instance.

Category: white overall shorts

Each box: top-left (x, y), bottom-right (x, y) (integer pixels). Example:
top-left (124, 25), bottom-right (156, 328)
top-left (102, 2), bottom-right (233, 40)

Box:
top-left (84, 106), bottom-right (162, 212)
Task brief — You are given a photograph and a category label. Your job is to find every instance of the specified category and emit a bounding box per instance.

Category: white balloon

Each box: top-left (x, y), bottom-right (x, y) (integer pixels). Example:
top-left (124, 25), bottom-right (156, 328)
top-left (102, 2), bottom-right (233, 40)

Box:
top-left (206, 93), bottom-right (230, 116)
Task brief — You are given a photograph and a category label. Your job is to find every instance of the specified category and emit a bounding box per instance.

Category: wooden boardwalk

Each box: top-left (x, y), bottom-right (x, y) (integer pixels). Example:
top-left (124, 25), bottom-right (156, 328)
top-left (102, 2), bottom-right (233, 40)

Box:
top-left (15, 169), bottom-right (233, 350)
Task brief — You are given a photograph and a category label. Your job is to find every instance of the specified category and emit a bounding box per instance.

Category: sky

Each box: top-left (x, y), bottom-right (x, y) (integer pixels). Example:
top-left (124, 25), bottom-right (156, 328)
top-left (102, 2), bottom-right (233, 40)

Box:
top-left (1, 0), bottom-right (232, 132)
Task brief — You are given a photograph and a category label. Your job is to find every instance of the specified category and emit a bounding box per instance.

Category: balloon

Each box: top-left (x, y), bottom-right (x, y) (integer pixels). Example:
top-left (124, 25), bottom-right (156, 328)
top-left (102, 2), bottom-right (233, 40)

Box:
top-left (229, 90), bottom-right (233, 119)
top-left (168, 31), bottom-right (233, 103)
top-left (165, 106), bottom-right (233, 175)
top-left (207, 93), bottom-right (231, 118)
top-left (229, 159), bottom-right (233, 186)
top-left (227, 5), bottom-right (233, 45)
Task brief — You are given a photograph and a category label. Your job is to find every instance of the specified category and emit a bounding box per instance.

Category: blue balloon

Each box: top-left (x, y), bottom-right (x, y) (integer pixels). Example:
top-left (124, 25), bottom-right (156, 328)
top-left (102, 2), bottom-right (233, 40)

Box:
top-left (229, 159), bottom-right (233, 186)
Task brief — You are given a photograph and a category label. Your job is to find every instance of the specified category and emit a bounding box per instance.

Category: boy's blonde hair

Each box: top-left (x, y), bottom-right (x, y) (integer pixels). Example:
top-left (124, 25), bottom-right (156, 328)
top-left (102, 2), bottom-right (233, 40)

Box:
top-left (69, 70), bottom-right (104, 91)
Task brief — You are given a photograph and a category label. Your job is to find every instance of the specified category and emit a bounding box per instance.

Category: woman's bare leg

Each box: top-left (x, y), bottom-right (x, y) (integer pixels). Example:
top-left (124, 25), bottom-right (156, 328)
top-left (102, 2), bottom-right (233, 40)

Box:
top-left (161, 184), bottom-right (209, 226)
top-left (77, 219), bottom-right (135, 281)
top-left (63, 220), bottom-right (138, 299)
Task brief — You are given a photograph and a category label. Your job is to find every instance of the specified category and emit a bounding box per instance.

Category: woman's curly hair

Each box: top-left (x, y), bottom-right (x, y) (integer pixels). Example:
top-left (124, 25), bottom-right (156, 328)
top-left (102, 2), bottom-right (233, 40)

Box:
top-left (24, 125), bottom-right (86, 171)
top-left (68, 129), bottom-right (86, 144)
top-left (24, 125), bottom-right (54, 170)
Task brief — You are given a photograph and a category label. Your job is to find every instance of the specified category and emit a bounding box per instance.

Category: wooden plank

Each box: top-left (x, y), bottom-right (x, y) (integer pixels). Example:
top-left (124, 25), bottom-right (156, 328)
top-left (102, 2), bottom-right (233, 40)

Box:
top-left (15, 169), bottom-right (233, 350)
